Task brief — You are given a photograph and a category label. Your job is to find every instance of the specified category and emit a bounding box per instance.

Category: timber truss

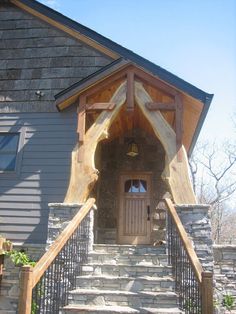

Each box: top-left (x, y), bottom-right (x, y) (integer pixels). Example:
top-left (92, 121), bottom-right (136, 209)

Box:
top-left (58, 64), bottom-right (196, 205)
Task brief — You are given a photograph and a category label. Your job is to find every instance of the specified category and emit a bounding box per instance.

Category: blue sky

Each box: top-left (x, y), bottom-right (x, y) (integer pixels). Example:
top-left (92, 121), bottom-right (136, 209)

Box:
top-left (40, 0), bottom-right (236, 144)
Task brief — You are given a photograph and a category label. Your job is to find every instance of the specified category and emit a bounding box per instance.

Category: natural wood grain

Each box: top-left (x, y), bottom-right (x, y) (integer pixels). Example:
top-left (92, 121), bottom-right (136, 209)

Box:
top-left (64, 81), bottom-right (127, 203)
top-left (135, 81), bottom-right (196, 204)
top-left (202, 272), bottom-right (214, 314)
top-left (118, 173), bottom-right (151, 244)
top-left (18, 265), bottom-right (33, 314)
top-left (164, 198), bottom-right (203, 282)
top-left (86, 102), bottom-right (115, 111)
top-left (175, 94), bottom-right (183, 161)
top-left (165, 198), bottom-right (214, 314)
top-left (146, 102), bottom-right (176, 111)
top-left (134, 67), bottom-right (178, 97)
top-left (77, 95), bottom-right (86, 143)
top-left (126, 71), bottom-right (134, 111)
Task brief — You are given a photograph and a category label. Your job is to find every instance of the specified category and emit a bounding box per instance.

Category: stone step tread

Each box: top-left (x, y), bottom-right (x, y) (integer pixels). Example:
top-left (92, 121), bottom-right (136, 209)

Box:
top-left (63, 305), bottom-right (183, 313)
top-left (82, 262), bottom-right (172, 271)
top-left (77, 275), bottom-right (174, 281)
top-left (70, 289), bottom-right (176, 298)
top-left (89, 252), bottom-right (168, 257)
top-left (94, 244), bottom-right (165, 248)
top-left (93, 245), bottom-right (166, 251)
top-left (83, 263), bottom-right (172, 269)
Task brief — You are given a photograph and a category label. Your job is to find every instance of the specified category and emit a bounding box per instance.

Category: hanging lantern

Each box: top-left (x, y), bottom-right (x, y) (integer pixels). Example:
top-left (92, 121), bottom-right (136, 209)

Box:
top-left (127, 140), bottom-right (139, 157)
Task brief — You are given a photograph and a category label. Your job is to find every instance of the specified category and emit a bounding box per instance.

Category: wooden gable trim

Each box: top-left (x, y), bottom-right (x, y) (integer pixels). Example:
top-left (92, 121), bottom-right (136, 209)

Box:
top-left (126, 71), bottom-right (135, 111)
top-left (85, 103), bottom-right (115, 111)
top-left (55, 60), bottom-right (130, 111)
top-left (56, 63), bottom-right (182, 111)
top-left (10, 0), bottom-right (119, 60)
top-left (133, 67), bottom-right (178, 97)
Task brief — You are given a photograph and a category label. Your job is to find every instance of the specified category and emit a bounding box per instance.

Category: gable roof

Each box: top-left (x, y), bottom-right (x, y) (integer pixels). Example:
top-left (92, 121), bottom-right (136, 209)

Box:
top-left (12, 0), bottom-right (213, 103)
top-left (10, 0), bottom-right (214, 155)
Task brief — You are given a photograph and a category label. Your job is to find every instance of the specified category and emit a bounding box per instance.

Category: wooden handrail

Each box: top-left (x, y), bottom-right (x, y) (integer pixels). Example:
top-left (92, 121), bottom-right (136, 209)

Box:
top-left (164, 198), bottom-right (203, 283)
top-left (18, 198), bottom-right (96, 314)
top-left (164, 198), bottom-right (213, 314)
top-left (32, 197), bottom-right (95, 286)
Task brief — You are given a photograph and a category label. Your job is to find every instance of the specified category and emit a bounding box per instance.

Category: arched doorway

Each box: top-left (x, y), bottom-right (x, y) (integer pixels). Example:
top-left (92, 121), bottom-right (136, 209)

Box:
top-left (94, 128), bottom-right (167, 244)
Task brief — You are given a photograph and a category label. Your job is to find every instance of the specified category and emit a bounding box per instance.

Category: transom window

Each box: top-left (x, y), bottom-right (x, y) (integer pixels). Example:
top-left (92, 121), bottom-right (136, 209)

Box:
top-left (0, 133), bottom-right (20, 172)
top-left (124, 179), bottom-right (147, 193)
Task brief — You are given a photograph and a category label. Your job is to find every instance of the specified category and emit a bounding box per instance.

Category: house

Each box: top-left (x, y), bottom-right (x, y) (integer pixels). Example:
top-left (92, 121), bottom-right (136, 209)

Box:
top-left (0, 1), bottom-right (218, 313)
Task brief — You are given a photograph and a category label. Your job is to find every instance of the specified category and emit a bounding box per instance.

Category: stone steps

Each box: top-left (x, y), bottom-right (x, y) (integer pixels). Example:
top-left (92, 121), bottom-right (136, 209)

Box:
top-left (87, 252), bottom-right (168, 266)
top-left (76, 275), bottom-right (175, 292)
top-left (63, 305), bottom-right (183, 314)
top-left (81, 263), bottom-right (172, 277)
top-left (93, 244), bottom-right (166, 255)
top-left (68, 289), bottom-right (178, 308)
top-left (63, 244), bottom-right (181, 314)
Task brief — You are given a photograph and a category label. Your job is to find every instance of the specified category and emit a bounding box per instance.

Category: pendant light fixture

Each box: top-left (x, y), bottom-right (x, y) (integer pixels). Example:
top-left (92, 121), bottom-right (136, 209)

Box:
top-left (126, 111), bottom-right (139, 157)
top-left (127, 139), bottom-right (139, 157)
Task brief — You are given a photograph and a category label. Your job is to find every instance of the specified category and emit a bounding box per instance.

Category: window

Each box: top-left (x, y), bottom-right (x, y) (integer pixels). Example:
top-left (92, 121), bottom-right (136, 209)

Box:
top-left (0, 133), bottom-right (20, 172)
top-left (124, 179), bottom-right (147, 193)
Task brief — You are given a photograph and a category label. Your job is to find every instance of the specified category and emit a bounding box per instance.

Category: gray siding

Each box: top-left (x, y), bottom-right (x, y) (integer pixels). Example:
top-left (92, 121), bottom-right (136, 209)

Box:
top-left (0, 111), bottom-right (77, 244)
top-left (0, 3), bottom-right (112, 243)
top-left (0, 3), bottom-right (112, 113)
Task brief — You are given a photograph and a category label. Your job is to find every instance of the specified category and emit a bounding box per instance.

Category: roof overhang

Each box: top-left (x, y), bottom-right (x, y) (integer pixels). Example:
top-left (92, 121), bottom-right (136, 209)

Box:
top-left (9, 0), bottom-right (214, 155)
top-left (55, 60), bottom-right (213, 156)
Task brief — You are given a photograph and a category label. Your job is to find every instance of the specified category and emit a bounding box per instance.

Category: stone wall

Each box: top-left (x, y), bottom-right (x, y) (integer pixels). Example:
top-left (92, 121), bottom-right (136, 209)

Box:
top-left (48, 203), bottom-right (95, 251)
top-left (213, 245), bottom-right (236, 312)
top-left (0, 244), bottom-right (45, 314)
top-left (95, 129), bottom-right (169, 243)
top-left (0, 203), bottom-right (95, 314)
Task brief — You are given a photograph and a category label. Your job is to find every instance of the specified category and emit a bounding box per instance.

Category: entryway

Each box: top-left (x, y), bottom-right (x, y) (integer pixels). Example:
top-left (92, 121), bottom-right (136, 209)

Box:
top-left (118, 173), bottom-right (152, 244)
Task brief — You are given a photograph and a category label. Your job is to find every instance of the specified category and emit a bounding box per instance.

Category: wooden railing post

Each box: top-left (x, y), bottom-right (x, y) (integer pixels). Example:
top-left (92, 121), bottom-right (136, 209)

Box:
top-left (202, 271), bottom-right (214, 314)
top-left (18, 265), bottom-right (33, 314)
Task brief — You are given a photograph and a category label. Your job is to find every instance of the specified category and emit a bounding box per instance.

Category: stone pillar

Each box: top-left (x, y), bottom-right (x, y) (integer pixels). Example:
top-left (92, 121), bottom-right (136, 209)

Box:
top-left (213, 245), bottom-right (236, 312)
top-left (48, 202), bottom-right (95, 251)
top-left (175, 204), bottom-right (213, 272)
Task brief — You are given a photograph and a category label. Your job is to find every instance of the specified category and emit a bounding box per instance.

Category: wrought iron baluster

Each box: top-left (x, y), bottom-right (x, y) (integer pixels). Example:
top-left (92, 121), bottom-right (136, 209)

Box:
top-left (31, 209), bottom-right (92, 314)
top-left (166, 207), bottom-right (202, 314)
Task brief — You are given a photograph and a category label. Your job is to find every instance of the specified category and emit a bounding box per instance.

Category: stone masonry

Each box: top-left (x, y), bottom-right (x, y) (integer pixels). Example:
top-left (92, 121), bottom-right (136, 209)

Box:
top-left (213, 245), bottom-right (236, 312)
top-left (176, 204), bottom-right (214, 272)
top-left (0, 244), bottom-right (45, 314)
top-left (48, 202), bottom-right (95, 250)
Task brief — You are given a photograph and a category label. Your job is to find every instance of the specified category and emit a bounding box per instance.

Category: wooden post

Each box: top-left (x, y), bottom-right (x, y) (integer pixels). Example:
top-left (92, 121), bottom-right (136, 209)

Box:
top-left (126, 71), bottom-right (134, 111)
top-left (0, 254), bottom-right (4, 288)
top-left (202, 271), bottom-right (214, 314)
top-left (77, 95), bottom-right (86, 162)
top-left (175, 94), bottom-right (183, 162)
top-left (18, 265), bottom-right (33, 314)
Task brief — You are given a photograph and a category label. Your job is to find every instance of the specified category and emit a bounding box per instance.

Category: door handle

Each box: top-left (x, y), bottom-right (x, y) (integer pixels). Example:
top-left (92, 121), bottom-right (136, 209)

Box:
top-left (147, 205), bottom-right (150, 221)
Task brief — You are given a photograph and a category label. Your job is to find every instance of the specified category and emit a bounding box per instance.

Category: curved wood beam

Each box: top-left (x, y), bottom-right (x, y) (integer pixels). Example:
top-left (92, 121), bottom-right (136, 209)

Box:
top-left (64, 81), bottom-right (127, 203)
top-left (134, 81), bottom-right (196, 204)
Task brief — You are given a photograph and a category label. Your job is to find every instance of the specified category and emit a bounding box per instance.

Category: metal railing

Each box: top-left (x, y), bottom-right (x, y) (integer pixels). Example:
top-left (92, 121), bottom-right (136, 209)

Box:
top-left (164, 198), bottom-right (213, 314)
top-left (18, 198), bottom-right (95, 314)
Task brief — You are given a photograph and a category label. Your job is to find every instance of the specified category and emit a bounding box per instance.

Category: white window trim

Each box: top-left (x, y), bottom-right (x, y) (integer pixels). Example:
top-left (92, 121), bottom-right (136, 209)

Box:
top-left (0, 127), bottom-right (26, 178)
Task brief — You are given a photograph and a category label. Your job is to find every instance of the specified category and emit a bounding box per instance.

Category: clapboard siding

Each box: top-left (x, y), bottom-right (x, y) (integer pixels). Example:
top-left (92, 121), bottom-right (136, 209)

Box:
top-left (0, 111), bottom-right (77, 244)
top-left (0, 4), bottom-right (112, 244)
top-left (0, 3), bottom-right (112, 113)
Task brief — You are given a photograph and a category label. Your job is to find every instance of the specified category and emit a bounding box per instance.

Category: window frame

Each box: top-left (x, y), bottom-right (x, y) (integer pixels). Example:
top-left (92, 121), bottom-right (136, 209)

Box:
top-left (0, 127), bottom-right (25, 177)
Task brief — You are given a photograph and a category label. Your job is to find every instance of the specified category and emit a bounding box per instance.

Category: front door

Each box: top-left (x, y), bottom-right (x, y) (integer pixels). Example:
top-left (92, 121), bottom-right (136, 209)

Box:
top-left (118, 173), bottom-right (152, 244)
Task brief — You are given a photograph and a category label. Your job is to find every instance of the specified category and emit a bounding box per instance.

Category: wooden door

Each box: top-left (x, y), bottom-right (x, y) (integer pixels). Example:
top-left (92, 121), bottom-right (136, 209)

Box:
top-left (118, 173), bottom-right (152, 244)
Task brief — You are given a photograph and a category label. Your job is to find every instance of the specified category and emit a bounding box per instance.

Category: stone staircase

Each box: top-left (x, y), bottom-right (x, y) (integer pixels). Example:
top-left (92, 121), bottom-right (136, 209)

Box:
top-left (63, 244), bottom-right (183, 314)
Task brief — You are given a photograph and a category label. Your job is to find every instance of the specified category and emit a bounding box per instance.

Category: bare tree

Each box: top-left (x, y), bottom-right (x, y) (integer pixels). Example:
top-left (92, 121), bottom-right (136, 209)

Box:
top-left (190, 140), bottom-right (236, 243)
